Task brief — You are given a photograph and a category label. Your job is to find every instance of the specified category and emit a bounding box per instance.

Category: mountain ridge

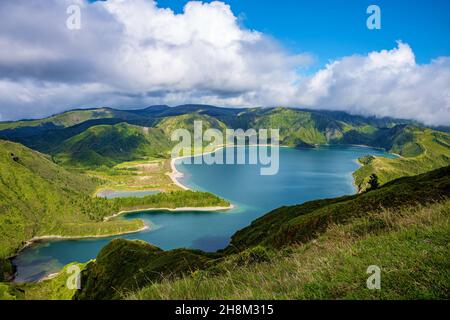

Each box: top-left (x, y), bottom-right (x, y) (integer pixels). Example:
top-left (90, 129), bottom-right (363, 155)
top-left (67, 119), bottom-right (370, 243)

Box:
top-left (1, 104), bottom-right (449, 190)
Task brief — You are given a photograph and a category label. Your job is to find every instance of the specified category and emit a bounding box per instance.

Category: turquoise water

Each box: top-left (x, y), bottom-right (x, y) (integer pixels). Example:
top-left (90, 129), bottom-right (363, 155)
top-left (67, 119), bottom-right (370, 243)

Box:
top-left (12, 146), bottom-right (394, 282)
top-left (96, 189), bottom-right (160, 199)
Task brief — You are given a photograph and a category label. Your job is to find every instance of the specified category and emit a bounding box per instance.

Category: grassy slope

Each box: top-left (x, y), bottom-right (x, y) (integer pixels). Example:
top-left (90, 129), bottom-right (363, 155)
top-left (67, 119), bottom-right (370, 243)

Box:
top-left (354, 127), bottom-right (450, 190)
top-left (53, 123), bottom-right (171, 168)
top-left (0, 140), bottom-right (144, 259)
top-left (155, 113), bottom-right (228, 137)
top-left (70, 166), bottom-right (449, 300)
top-left (251, 108), bottom-right (330, 145)
top-left (249, 108), bottom-right (400, 147)
top-left (76, 240), bottom-right (216, 300)
top-left (131, 200), bottom-right (449, 300)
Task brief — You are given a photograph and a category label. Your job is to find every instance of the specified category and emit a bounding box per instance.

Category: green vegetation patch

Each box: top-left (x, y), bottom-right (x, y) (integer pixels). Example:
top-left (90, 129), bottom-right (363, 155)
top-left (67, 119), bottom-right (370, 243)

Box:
top-left (114, 190), bottom-right (230, 214)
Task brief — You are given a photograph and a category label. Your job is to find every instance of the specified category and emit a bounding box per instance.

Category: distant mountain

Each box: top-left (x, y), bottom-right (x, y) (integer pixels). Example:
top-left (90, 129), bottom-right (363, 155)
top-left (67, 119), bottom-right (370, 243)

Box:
top-left (53, 123), bottom-right (171, 168)
top-left (155, 113), bottom-right (228, 136)
top-left (0, 107), bottom-right (144, 132)
top-left (0, 104), bottom-right (449, 188)
top-left (0, 104), bottom-right (411, 150)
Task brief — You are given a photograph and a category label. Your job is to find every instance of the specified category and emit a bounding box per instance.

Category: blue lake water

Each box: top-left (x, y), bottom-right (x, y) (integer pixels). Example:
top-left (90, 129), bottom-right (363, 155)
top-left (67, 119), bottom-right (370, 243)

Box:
top-left (12, 146), bottom-right (394, 282)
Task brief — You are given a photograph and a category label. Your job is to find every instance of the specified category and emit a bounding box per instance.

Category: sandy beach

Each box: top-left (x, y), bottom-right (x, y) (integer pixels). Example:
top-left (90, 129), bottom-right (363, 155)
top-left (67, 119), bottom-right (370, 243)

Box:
top-left (169, 156), bottom-right (191, 190)
top-left (168, 144), bottom-right (229, 190)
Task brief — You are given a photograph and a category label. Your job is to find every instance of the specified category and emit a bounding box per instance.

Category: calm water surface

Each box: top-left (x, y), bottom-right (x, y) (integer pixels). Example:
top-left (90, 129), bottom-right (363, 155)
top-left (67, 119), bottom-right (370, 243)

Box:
top-left (13, 146), bottom-right (393, 282)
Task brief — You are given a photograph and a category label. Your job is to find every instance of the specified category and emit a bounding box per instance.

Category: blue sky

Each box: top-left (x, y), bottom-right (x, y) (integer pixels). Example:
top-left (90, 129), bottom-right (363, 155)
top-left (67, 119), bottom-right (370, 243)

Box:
top-left (158, 0), bottom-right (450, 66)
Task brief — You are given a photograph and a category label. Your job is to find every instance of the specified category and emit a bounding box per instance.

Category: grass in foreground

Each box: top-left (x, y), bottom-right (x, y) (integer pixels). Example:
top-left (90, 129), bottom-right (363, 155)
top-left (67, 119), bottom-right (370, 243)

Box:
top-left (128, 200), bottom-right (450, 300)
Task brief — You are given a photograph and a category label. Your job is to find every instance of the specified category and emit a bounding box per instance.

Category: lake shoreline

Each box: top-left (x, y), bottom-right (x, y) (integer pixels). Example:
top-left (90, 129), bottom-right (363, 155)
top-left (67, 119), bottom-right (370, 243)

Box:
top-left (12, 224), bottom-right (151, 257)
top-left (104, 204), bottom-right (235, 221)
top-left (10, 202), bottom-right (234, 279)
top-left (11, 201), bottom-right (235, 257)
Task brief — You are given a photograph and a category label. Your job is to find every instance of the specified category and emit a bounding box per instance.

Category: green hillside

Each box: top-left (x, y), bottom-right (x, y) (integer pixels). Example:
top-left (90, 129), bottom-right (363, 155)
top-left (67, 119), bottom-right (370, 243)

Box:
top-left (156, 113), bottom-right (228, 136)
top-left (246, 109), bottom-right (450, 191)
top-left (247, 107), bottom-right (405, 147)
top-left (1, 262), bottom-right (88, 300)
top-left (0, 140), bottom-right (145, 260)
top-left (250, 108), bottom-right (329, 145)
top-left (53, 123), bottom-right (171, 168)
top-left (155, 113), bottom-right (229, 154)
top-left (227, 165), bottom-right (450, 251)
top-left (61, 166), bottom-right (449, 300)
top-left (76, 240), bottom-right (216, 300)
top-left (9, 199), bottom-right (448, 300)
top-left (353, 126), bottom-right (450, 190)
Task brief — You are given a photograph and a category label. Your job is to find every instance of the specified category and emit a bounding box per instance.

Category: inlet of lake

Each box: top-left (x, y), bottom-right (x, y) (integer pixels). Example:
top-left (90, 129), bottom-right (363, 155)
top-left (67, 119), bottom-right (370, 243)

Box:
top-left (13, 146), bottom-right (394, 282)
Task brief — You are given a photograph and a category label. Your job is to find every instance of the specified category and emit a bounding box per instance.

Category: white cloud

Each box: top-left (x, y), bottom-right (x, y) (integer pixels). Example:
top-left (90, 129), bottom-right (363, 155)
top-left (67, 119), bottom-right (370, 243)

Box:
top-left (296, 42), bottom-right (450, 126)
top-left (0, 0), bottom-right (309, 120)
top-left (0, 0), bottom-right (448, 126)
